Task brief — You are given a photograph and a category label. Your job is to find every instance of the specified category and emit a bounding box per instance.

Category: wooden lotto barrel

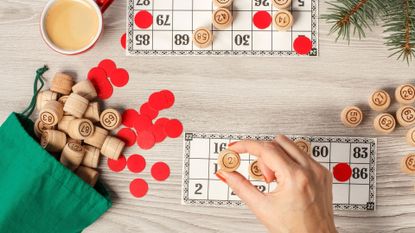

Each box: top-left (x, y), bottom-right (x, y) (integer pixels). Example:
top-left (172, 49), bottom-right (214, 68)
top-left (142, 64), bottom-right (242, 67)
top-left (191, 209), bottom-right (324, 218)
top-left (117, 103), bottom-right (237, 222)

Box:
top-left (36, 90), bottom-right (59, 111)
top-left (82, 145), bottom-right (101, 168)
top-left (84, 126), bottom-right (108, 149)
top-left (40, 129), bottom-right (67, 153)
top-left (273, 9), bottom-right (294, 31)
top-left (34, 119), bottom-right (55, 138)
top-left (39, 100), bottom-right (64, 127)
top-left (63, 93), bottom-right (89, 118)
top-left (217, 149), bottom-right (241, 172)
top-left (100, 136), bottom-right (125, 160)
top-left (100, 108), bottom-right (122, 130)
top-left (60, 142), bottom-right (85, 171)
top-left (75, 166), bottom-right (99, 187)
top-left (72, 80), bottom-right (97, 100)
top-left (67, 119), bottom-right (95, 140)
top-left (249, 160), bottom-right (264, 180)
top-left (84, 102), bottom-right (100, 123)
top-left (50, 73), bottom-right (74, 95)
top-left (57, 115), bottom-right (75, 134)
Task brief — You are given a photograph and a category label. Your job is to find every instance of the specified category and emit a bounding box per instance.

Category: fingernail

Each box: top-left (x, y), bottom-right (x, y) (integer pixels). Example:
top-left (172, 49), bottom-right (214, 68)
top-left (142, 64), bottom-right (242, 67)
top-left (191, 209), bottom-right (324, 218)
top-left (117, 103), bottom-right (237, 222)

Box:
top-left (228, 141), bottom-right (237, 147)
top-left (216, 171), bottom-right (227, 184)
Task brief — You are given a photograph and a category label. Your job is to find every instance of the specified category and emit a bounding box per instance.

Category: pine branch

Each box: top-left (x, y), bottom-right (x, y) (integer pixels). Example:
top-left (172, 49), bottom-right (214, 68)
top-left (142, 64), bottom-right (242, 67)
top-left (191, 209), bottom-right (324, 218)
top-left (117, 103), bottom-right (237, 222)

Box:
top-left (322, 0), bottom-right (386, 42)
top-left (383, 0), bottom-right (415, 64)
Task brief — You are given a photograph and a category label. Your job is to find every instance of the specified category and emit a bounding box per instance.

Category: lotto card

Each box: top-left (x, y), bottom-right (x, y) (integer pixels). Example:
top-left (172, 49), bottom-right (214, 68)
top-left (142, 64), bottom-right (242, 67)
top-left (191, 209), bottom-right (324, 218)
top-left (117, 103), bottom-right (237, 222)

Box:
top-left (182, 133), bottom-right (376, 211)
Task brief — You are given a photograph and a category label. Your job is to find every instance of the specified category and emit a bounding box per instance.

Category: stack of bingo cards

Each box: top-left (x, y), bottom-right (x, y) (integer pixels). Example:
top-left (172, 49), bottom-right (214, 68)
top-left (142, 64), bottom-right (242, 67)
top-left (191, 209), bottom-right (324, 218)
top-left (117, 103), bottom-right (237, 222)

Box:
top-left (35, 72), bottom-right (126, 186)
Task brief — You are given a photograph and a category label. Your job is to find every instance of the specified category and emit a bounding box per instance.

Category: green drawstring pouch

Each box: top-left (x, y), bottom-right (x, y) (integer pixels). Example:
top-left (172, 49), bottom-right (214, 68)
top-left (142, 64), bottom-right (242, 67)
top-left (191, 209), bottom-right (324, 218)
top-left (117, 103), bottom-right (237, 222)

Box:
top-left (0, 67), bottom-right (112, 233)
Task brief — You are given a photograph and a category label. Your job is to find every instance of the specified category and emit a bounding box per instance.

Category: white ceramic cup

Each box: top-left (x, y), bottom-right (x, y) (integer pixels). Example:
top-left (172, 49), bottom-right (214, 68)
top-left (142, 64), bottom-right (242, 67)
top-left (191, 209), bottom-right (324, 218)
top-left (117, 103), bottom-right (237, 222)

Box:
top-left (40, 0), bottom-right (113, 55)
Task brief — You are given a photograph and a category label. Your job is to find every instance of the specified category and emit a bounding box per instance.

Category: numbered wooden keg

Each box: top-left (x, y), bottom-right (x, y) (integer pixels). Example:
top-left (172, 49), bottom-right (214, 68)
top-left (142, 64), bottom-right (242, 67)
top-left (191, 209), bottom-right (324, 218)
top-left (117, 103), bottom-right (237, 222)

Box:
top-left (63, 93), bottom-right (89, 118)
top-left (373, 113), bottom-right (396, 134)
top-left (84, 102), bottom-right (100, 123)
top-left (217, 149), bottom-right (241, 172)
top-left (67, 119), bottom-right (95, 140)
top-left (100, 108), bottom-right (122, 130)
top-left (213, 0), bottom-right (233, 8)
top-left (396, 105), bottom-right (415, 127)
top-left (82, 145), bottom-right (101, 168)
top-left (57, 115), bottom-right (75, 134)
top-left (294, 138), bottom-right (311, 155)
top-left (72, 80), bottom-right (97, 100)
top-left (368, 89), bottom-right (391, 112)
top-left (406, 127), bottom-right (415, 146)
top-left (193, 27), bottom-right (213, 48)
top-left (84, 126), bottom-right (108, 149)
top-left (272, 0), bottom-right (292, 9)
top-left (212, 8), bottom-right (233, 29)
top-left (395, 84), bottom-right (415, 105)
top-left (401, 153), bottom-right (415, 174)
top-left (60, 142), bottom-right (85, 171)
top-left (50, 73), bottom-right (74, 95)
top-left (100, 136), bottom-right (125, 160)
top-left (75, 166), bottom-right (99, 187)
top-left (341, 106), bottom-right (363, 128)
top-left (40, 130), bottom-right (67, 153)
top-left (249, 160), bottom-right (264, 180)
top-left (274, 9), bottom-right (293, 31)
top-left (39, 100), bottom-right (64, 127)
top-left (36, 90), bottom-right (58, 110)
top-left (34, 119), bottom-right (55, 138)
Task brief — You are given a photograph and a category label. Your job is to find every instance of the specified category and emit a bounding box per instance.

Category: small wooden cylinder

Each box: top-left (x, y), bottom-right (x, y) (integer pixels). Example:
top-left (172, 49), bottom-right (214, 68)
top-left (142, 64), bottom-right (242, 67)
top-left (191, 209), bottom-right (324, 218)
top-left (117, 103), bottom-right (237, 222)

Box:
top-left (39, 100), bottom-right (64, 127)
top-left (84, 126), bottom-right (108, 149)
top-left (212, 8), bottom-right (233, 29)
top-left (50, 73), bottom-right (74, 95)
top-left (274, 9), bottom-right (294, 31)
top-left (341, 106), bottom-right (363, 128)
top-left (41, 130), bottom-right (67, 153)
top-left (294, 138), bottom-right (311, 155)
top-left (67, 138), bottom-right (82, 145)
top-left (395, 84), bottom-right (415, 105)
top-left (100, 108), bottom-right (122, 130)
top-left (217, 149), bottom-right (240, 172)
top-left (396, 105), bottom-right (415, 127)
top-left (272, 0), bottom-right (292, 9)
top-left (406, 127), bottom-right (415, 146)
top-left (72, 80), bottom-right (98, 100)
top-left (63, 93), bottom-right (89, 118)
top-left (75, 166), bottom-right (99, 187)
top-left (58, 96), bottom-right (71, 115)
top-left (57, 115), bottom-right (75, 134)
top-left (60, 142), bottom-right (85, 171)
top-left (193, 27), bottom-right (213, 48)
top-left (82, 145), bottom-right (101, 168)
top-left (213, 0), bottom-right (233, 7)
top-left (368, 89), bottom-right (391, 112)
top-left (249, 160), bottom-right (264, 180)
top-left (67, 119), bottom-right (95, 140)
top-left (36, 90), bottom-right (58, 110)
top-left (100, 136), bottom-right (125, 160)
top-left (84, 102), bottom-right (100, 123)
top-left (34, 119), bottom-right (55, 138)
top-left (401, 153), bottom-right (415, 174)
top-left (373, 113), bottom-right (396, 134)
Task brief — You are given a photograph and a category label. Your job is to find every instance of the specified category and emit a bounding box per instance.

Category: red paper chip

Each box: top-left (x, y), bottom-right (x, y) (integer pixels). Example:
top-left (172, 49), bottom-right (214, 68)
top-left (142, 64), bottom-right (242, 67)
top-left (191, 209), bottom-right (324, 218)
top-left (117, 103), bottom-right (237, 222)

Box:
top-left (129, 178), bottom-right (148, 198)
top-left (107, 154), bottom-right (127, 172)
top-left (127, 154), bottom-right (146, 173)
top-left (120, 33), bottom-right (126, 50)
top-left (98, 59), bottom-right (117, 76)
top-left (117, 128), bottom-right (137, 147)
top-left (134, 114), bottom-right (153, 132)
top-left (140, 102), bottom-right (159, 120)
top-left (122, 109), bottom-right (140, 128)
top-left (151, 162), bottom-right (170, 181)
top-left (160, 90), bottom-right (175, 109)
top-left (109, 68), bottom-right (129, 87)
top-left (137, 130), bottom-right (155, 150)
top-left (152, 118), bottom-right (169, 143)
top-left (87, 67), bottom-right (107, 81)
top-left (148, 92), bottom-right (167, 110)
top-left (134, 10), bottom-right (153, 29)
top-left (94, 78), bottom-right (113, 100)
top-left (253, 11), bottom-right (272, 29)
top-left (293, 36), bottom-right (313, 55)
top-left (164, 119), bottom-right (183, 138)
top-left (333, 163), bottom-right (352, 182)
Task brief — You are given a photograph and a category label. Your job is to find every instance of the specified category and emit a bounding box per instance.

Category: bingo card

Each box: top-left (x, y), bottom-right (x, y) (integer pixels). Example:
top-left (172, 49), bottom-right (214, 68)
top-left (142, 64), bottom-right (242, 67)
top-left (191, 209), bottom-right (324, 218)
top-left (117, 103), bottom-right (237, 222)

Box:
top-left (127, 0), bottom-right (318, 56)
top-left (182, 133), bottom-right (376, 211)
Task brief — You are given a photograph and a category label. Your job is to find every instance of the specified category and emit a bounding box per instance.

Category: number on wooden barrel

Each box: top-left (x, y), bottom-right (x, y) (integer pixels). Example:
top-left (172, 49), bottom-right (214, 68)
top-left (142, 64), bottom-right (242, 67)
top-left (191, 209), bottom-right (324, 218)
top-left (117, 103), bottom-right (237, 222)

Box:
top-left (249, 160), bottom-right (264, 180)
top-left (294, 138), bottom-right (311, 155)
top-left (395, 84), bottom-right (415, 105)
top-left (401, 153), bottom-right (415, 174)
top-left (213, 0), bottom-right (233, 7)
top-left (213, 8), bottom-right (233, 29)
top-left (273, 9), bottom-right (293, 31)
top-left (368, 89), bottom-right (391, 112)
top-left (192, 27), bottom-right (213, 48)
top-left (100, 108), bottom-right (122, 130)
top-left (217, 149), bottom-right (241, 172)
top-left (373, 113), bottom-right (396, 134)
top-left (396, 105), bottom-right (415, 127)
top-left (341, 106), bottom-right (363, 128)
top-left (272, 0), bottom-right (292, 9)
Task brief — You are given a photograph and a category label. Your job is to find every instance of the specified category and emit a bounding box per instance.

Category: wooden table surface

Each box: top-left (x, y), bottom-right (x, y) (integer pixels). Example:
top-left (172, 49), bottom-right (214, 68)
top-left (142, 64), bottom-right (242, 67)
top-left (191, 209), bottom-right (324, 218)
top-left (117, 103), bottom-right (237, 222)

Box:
top-left (1, 0), bottom-right (415, 232)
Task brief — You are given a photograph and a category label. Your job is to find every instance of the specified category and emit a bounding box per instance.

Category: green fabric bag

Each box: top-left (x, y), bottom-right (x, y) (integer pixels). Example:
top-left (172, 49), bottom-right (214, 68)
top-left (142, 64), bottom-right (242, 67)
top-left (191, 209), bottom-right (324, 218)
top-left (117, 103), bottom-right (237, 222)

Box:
top-left (0, 67), bottom-right (112, 233)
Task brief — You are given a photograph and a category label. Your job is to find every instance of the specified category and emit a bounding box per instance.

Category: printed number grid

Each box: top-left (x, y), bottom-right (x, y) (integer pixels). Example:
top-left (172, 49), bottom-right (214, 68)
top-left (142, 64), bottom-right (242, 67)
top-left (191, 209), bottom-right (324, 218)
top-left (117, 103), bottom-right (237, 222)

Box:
top-left (127, 0), bottom-right (318, 56)
top-left (182, 133), bottom-right (376, 211)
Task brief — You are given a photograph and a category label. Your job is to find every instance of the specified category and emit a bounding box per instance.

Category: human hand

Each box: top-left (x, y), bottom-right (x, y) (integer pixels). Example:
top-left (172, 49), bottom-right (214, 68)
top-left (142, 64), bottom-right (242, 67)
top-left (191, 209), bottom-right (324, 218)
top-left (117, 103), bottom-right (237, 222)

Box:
top-left (215, 135), bottom-right (337, 233)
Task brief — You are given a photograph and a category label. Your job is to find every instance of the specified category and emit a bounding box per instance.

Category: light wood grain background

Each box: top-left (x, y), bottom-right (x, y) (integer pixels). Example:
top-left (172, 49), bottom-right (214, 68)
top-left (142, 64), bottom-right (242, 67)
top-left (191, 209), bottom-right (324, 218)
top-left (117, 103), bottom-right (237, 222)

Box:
top-left (1, 0), bottom-right (415, 232)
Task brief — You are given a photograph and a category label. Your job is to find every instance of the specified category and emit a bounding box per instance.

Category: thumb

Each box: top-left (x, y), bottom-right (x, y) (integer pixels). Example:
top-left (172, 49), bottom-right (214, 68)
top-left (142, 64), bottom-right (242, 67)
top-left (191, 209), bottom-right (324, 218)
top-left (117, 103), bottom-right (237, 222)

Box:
top-left (216, 170), bottom-right (265, 212)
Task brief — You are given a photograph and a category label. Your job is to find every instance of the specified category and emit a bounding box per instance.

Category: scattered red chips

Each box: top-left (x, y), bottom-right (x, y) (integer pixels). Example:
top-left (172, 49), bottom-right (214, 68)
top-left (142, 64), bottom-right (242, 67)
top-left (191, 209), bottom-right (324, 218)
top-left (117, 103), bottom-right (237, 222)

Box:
top-left (333, 163), bottom-right (352, 182)
top-left (129, 178), bottom-right (148, 198)
top-left (164, 119), bottom-right (183, 138)
top-left (151, 162), bottom-right (170, 181)
top-left (160, 90), bottom-right (175, 109)
top-left (148, 92), bottom-right (167, 110)
top-left (94, 78), bottom-right (113, 100)
top-left (137, 130), bottom-right (155, 150)
top-left (120, 33), bottom-right (126, 50)
top-left (110, 68), bottom-right (129, 87)
top-left (127, 154), bottom-right (146, 173)
top-left (98, 59), bottom-right (117, 76)
top-left (122, 109), bottom-right (140, 128)
top-left (140, 102), bottom-right (158, 120)
top-left (134, 114), bottom-right (153, 132)
top-left (117, 128), bottom-right (137, 147)
top-left (88, 67), bottom-right (107, 81)
top-left (152, 118), bottom-right (168, 143)
top-left (107, 154), bottom-right (127, 172)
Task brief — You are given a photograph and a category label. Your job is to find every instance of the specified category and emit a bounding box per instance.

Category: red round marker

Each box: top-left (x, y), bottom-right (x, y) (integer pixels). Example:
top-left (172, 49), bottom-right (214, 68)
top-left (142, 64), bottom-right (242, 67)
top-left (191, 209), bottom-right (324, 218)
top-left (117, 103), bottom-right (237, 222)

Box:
top-left (293, 36), bottom-right (313, 55)
top-left (122, 109), bottom-right (140, 128)
top-left (160, 90), bottom-right (175, 109)
top-left (140, 102), bottom-right (159, 120)
top-left (134, 10), bottom-right (153, 29)
top-left (164, 119), bottom-right (183, 138)
top-left (253, 11), bottom-right (272, 29)
top-left (137, 130), bottom-right (155, 150)
top-left (98, 59), bottom-right (117, 76)
top-left (107, 154), bottom-right (127, 172)
top-left (129, 178), bottom-right (149, 198)
top-left (333, 163), bottom-right (352, 182)
top-left (109, 68), bottom-right (129, 87)
top-left (134, 114), bottom-right (153, 132)
top-left (148, 91), bottom-right (167, 110)
top-left (120, 33), bottom-right (126, 50)
top-left (117, 128), bottom-right (137, 147)
top-left (127, 154), bottom-right (146, 173)
top-left (152, 118), bottom-right (169, 143)
top-left (87, 67), bottom-right (107, 81)
top-left (151, 162), bottom-right (170, 181)
top-left (94, 78), bottom-right (113, 100)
